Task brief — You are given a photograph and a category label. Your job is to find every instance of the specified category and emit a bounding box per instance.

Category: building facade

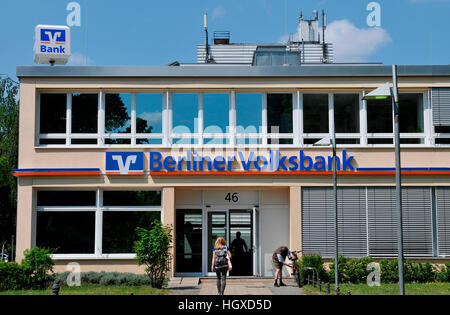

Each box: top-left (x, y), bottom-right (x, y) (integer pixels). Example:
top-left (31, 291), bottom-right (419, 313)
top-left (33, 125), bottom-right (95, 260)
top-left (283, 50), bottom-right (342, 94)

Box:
top-left (14, 65), bottom-right (450, 277)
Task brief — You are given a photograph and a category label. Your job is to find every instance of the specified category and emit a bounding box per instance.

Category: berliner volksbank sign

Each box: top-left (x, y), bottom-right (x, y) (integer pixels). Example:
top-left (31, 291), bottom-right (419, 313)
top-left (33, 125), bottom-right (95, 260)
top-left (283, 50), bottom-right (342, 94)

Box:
top-left (105, 150), bottom-right (355, 175)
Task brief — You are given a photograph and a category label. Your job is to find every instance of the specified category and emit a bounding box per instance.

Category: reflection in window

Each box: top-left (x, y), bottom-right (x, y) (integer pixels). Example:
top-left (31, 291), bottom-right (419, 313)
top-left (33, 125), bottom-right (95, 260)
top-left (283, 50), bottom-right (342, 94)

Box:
top-left (334, 94), bottom-right (360, 133)
top-left (40, 94), bottom-right (67, 133)
top-left (399, 94), bottom-right (423, 133)
top-left (37, 212), bottom-right (95, 254)
top-left (136, 94), bottom-right (163, 134)
top-left (173, 93), bottom-right (198, 133)
top-left (267, 94), bottom-right (293, 134)
top-left (303, 94), bottom-right (329, 133)
top-left (204, 93), bottom-right (229, 134)
top-left (72, 94), bottom-right (98, 133)
top-left (367, 98), bottom-right (392, 133)
top-left (176, 210), bottom-right (203, 273)
top-left (105, 93), bottom-right (131, 133)
top-left (236, 93), bottom-right (262, 133)
top-left (103, 211), bottom-right (160, 253)
top-left (103, 191), bottom-right (161, 207)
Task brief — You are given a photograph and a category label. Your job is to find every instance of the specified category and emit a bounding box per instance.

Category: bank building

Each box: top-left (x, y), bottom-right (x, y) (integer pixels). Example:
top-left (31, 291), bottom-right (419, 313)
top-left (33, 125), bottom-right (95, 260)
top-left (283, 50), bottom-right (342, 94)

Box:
top-left (14, 12), bottom-right (450, 277)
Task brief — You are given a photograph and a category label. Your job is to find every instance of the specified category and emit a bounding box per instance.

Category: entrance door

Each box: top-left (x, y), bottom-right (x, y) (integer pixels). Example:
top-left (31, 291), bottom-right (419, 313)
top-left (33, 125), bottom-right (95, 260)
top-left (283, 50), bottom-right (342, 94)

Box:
top-left (205, 208), bottom-right (259, 276)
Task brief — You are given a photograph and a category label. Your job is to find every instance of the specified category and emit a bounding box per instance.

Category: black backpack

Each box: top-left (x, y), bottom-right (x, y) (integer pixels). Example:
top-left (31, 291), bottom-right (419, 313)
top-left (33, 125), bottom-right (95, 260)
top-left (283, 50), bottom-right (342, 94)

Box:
top-left (215, 247), bottom-right (228, 268)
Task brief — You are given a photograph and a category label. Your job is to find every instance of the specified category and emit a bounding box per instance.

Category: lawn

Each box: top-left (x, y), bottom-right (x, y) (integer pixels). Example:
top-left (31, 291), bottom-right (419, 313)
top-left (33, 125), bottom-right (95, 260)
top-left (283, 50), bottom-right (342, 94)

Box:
top-left (0, 285), bottom-right (169, 295)
top-left (303, 283), bottom-right (450, 295)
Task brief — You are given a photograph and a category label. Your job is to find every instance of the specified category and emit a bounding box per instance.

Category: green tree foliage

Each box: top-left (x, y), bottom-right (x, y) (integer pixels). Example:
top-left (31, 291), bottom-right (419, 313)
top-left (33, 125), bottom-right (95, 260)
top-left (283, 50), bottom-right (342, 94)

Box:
top-left (0, 76), bottom-right (19, 256)
top-left (134, 221), bottom-right (173, 289)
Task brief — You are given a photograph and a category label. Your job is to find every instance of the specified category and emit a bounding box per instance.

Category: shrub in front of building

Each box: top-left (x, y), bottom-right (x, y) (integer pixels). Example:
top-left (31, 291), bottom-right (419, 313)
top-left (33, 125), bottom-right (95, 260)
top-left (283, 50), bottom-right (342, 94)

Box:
top-left (299, 254), bottom-right (329, 283)
top-left (53, 271), bottom-right (153, 287)
top-left (0, 247), bottom-right (54, 291)
top-left (329, 256), bottom-right (375, 284)
top-left (134, 220), bottom-right (173, 289)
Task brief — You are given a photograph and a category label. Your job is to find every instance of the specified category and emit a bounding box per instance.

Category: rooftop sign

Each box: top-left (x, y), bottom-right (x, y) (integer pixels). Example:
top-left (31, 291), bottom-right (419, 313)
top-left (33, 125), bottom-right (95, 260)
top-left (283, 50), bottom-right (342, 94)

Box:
top-left (34, 25), bottom-right (71, 65)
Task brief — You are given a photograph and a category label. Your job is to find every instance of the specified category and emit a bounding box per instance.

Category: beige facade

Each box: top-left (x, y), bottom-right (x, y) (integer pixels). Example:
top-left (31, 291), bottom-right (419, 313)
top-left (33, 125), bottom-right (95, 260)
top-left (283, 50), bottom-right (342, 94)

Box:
top-left (15, 67), bottom-right (450, 275)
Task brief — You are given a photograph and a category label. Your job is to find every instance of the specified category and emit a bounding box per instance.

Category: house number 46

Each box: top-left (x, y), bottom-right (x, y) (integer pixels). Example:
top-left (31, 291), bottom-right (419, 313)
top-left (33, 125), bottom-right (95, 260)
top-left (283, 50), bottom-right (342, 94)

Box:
top-left (225, 193), bottom-right (239, 203)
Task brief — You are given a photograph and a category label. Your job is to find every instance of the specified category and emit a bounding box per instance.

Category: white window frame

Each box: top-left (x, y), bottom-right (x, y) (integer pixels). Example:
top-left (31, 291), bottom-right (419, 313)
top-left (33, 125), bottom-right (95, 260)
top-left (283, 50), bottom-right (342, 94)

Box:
top-left (35, 189), bottom-right (163, 260)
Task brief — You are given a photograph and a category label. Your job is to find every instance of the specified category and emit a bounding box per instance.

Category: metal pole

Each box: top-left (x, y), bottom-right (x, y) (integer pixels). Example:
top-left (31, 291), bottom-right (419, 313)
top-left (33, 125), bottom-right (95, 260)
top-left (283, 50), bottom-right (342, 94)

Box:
top-left (392, 64), bottom-right (405, 295)
top-left (332, 126), bottom-right (339, 295)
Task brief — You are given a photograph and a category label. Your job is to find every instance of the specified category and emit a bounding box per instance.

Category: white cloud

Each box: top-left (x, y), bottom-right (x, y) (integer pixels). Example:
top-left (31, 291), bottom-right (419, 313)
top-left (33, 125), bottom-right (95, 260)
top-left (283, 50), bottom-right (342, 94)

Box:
top-left (138, 111), bottom-right (162, 125)
top-left (325, 20), bottom-right (392, 62)
top-left (211, 6), bottom-right (227, 20)
top-left (68, 52), bottom-right (94, 66)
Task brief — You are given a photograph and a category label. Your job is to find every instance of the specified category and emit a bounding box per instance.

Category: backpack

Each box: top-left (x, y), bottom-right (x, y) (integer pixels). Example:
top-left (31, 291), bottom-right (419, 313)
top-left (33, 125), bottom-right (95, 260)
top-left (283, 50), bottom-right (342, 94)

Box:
top-left (215, 247), bottom-right (228, 268)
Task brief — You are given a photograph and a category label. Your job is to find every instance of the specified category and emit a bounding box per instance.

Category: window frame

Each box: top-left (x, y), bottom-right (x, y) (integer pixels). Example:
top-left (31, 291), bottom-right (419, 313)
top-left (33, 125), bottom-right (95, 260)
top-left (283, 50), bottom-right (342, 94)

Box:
top-left (36, 89), bottom-right (433, 149)
top-left (35, 188), bottom-right (163, 260)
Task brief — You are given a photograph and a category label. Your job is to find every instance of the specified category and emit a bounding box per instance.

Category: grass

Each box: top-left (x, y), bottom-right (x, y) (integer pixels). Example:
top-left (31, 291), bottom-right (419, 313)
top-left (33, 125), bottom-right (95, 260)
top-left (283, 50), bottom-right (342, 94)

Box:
top-left (303, 282), bottom-right (450, 295)
top-left (0, 285), bottom-right (169, 295)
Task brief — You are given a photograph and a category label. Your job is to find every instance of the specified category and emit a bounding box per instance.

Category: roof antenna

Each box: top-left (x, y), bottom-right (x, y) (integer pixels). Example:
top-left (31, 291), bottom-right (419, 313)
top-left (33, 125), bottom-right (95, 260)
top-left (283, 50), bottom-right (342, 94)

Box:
top-left (204, 13), bottom-right (213, 63)
top-left (322, 9), bottom-right (327, 63)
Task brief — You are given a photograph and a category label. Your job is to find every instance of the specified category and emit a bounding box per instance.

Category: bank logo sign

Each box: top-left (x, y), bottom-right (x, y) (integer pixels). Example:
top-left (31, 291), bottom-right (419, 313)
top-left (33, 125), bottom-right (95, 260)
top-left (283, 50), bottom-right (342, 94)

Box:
top-left (106, 152), bottom-right (144, 175)
top-left (34, 25), bottom-right (71, 65)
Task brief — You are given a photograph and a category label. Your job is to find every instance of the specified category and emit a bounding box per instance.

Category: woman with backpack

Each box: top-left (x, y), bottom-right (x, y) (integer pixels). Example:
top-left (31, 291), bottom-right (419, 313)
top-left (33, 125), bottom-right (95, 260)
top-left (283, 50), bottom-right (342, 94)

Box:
top-left (211, 237), bottom-right (232, 295)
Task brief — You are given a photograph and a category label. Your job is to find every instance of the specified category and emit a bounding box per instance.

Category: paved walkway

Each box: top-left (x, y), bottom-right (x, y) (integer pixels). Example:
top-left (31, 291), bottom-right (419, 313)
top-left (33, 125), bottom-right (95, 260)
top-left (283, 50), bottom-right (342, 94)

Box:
top-left (168, 278), bottom-right (305, 295)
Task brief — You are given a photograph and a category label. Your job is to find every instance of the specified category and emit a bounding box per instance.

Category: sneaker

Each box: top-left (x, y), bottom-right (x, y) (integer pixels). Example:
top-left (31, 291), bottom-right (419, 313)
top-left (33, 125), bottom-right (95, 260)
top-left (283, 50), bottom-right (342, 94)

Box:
top-left (279, 281), bottom-right (287, 287)
top-left (274, 281), bottom-right (280, 287)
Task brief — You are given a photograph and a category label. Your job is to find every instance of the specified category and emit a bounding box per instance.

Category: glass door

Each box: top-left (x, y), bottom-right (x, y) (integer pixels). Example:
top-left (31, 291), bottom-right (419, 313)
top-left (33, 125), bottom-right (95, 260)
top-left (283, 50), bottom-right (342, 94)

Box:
top-left (228, 210), bottom-right (253, 276)
top-left (175, 209), bottom-right (203, 274)
top-left (207, 211), bottom-right (227, 275)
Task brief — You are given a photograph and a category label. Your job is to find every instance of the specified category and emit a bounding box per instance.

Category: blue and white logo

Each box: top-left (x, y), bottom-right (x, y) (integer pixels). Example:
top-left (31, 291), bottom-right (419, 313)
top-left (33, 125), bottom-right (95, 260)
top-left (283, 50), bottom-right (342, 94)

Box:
top-left (34, 25), bottom-right (71, 65)
top-left (106, 152), bottom-right (144, 175)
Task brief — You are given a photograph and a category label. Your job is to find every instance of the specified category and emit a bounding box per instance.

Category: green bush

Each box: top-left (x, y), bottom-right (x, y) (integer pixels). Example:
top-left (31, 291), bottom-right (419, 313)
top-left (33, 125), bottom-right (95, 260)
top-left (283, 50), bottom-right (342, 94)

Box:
top-left (21, 247), bottom-right (55, 289)
top-left (54, 271), bottom-right (152, 287)
top-left (328, 255), bottom-right (349, 283)
top-left (0, 247), bottom-right (54, 291)
top-left (134, 221), bottom-right (173, 289)
top-left (0, 261), bottom-right (30, 290)
top-left (299, 254), bottom-right (328, 283)
top-left (435, 263), bottom-right (450, 282)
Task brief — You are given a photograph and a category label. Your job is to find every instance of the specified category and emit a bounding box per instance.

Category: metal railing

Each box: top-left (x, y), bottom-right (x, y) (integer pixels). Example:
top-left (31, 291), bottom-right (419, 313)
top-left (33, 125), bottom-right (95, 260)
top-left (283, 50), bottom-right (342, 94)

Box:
top-left (304, 268), bottom-right (351, 295)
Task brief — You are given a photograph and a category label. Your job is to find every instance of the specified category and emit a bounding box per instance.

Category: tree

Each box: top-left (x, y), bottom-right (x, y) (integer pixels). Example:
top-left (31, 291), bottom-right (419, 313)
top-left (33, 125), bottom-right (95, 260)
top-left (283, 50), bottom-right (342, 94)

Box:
top-left (0, 76), bottom-right (19, 258)
top-left (134, 221), bottom-right (173, 289)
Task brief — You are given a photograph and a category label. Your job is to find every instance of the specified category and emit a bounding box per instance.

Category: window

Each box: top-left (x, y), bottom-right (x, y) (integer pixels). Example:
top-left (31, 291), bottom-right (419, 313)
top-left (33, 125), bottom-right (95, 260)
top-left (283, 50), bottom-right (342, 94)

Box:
top-left (36, 190), bottom-right (96, 254)
top-left (103, 211), bottom-right (160, 253)
top-left (303, 94), bottom-right (329, 134)
top-left (136, 93), bottom-right (162, 134)
top-left (236, 93), bottom-right (262, 133)
top-left (103, 190), bottom-right (161, 206)
top-left (176, 209), bottom-right (203, 273)
top-left (267, 94), bottom-right (293, 134)
top-left (36, 190), bottom-right (162, 257)
top-left (37, 212), bottom-right (95, 254)
top-left (399, 94), bottom-right (423, 133)
top-left (136, 93), bottom-right (163, 145)
top-left (334, 94), bottom-right (360, 133)
top-left (37, 190), bottom-right (96, 206)
top-left (40, 93), bottom-right (67, 134)
top-left (367, 97), bottom-right (392, 133)
top-left (105, 93), bottom-right (131, 144)
top-left (203, 93), bottom-right (229, 134)
top-left (72, 94), bottom-right (98, 133)
top-left (173, 93), bottom-right (198, 134)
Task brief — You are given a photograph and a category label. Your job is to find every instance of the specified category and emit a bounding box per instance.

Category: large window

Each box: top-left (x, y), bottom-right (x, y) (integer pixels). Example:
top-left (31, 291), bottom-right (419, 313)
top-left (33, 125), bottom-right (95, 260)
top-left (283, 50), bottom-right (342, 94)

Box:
top-left (302, 186), bottom-right (436, 258)
top-left (36, 190), bottom-right (162, 257)
top-left (36, 191), bottom-right (96, 254)
top-left (37, 90), bottom-right (433, 147)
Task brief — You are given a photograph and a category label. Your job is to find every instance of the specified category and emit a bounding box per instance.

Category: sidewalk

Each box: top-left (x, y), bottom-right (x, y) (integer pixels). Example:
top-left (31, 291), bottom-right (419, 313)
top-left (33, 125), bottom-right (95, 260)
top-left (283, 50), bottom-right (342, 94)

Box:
top-left (168, 278), bottom-right (305, 295)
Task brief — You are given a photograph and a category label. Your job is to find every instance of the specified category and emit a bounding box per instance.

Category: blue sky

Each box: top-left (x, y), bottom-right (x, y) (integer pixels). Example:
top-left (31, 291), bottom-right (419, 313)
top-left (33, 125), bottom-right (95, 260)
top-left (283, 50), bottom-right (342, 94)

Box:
top-left (1, 0), bottom-right (450, 79)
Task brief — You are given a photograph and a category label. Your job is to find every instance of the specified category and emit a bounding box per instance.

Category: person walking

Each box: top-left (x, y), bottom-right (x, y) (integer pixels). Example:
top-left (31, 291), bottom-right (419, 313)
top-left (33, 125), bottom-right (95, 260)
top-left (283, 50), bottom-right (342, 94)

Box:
top-left (211, 237), bottom-right (232, 295)
top-left (272, 246), bottom-right (295, 287)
